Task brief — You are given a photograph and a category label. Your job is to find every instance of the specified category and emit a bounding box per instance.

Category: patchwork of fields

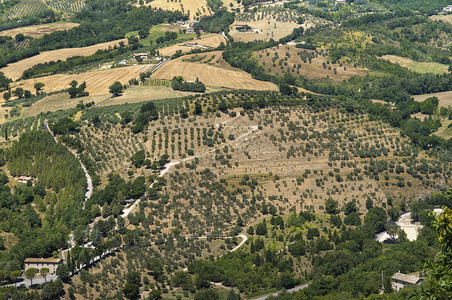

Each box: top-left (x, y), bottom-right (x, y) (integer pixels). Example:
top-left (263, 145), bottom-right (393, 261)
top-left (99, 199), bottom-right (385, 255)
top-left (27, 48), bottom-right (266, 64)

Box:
top-left (0, 39), bottom-right (127, 80)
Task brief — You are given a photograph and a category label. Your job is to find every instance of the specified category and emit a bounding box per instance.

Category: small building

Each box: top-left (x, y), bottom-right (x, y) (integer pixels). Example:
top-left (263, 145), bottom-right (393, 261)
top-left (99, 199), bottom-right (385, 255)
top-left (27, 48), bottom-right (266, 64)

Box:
top-left (176, 21), bottom-right (185, 25)
top-left (18, 176), bottom-right (33, 184)
top-left (335, 0), bottom-right (346, 3)
top-left (24, 258), bottom-right (63, 275)
top-left (133, 53), bottom-right (149, 60)
top-left (392, 272), bottom-right (423, 291)
top-left (186, 42), bottom-right (198, 47)
top-left (235, 23), bottom-right (250, 32)
top-left (443, 5), bottom-right (452, 12)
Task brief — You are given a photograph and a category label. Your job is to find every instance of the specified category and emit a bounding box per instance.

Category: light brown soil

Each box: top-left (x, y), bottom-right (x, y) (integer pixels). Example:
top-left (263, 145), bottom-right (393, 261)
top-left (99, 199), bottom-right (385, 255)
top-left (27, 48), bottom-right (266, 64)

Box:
top-left (0, 39), bottom-right (128, 80)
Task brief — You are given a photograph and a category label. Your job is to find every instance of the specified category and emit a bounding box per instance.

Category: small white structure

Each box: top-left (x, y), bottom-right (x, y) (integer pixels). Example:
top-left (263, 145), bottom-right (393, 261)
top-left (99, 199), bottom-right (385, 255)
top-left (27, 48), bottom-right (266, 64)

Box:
top-left (336, 0), bottom-right (347, 4)
top-left (24, 258), bottom-right (63, 275)
top-left (392, 272), bottom-right (423, 291)
top-left (186, 42), bottom-right (199, 47)
top-left (443, 5), bottom-right (452, 12)
top-left (133, 53), bottom-right (149, 60)
top-left (18, 176), bottom-right (33, 184)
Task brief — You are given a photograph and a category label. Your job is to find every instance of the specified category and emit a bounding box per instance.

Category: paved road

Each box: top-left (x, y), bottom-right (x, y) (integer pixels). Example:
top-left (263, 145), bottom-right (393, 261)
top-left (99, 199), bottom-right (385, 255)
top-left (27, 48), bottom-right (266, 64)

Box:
top-left (253, 283), bottom-right (310, 300)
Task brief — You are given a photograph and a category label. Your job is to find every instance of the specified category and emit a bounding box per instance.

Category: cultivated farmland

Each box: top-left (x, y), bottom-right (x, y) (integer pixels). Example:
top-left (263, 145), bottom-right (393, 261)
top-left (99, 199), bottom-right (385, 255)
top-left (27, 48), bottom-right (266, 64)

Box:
top-left (44, 0), bottom-right (85, 13)
top-left (10, 65), bottom-right (143, 96)
top-left (158, 34), bottom-right (225, 56)
top-left (255, 44), bottom-right (368, 82)
top-left (5, 0), bottom-right (48, 19)
top-left (138, 0), bottom-right (211, 20)
top-left (0, 39), bottom-right (127, 80)
top-left (412, 91), bottom-right (452, 107)
top-left (0, 21), bottom-right (79, 38)
top-left (152, 55), bottom-right (278, 90)
top-left (382, 55), bottom-right (449, 75)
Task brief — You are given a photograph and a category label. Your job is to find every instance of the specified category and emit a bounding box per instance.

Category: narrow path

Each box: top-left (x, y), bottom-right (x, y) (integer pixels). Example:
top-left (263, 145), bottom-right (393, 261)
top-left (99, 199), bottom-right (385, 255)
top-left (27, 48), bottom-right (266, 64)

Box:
top-left (124, 123), bottom-right (259, 218)
top-left (44, 121), bottom-right (93, 205)
top-left (252, 283), bottom-right (311, 300)
top-left (230, 234), bottom-right (248, 252)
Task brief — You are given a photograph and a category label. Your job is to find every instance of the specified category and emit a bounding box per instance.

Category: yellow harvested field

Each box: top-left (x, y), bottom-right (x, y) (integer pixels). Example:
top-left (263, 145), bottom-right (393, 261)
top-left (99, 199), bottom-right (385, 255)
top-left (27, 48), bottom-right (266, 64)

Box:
top-left (382, 55), bottom-right (449, 75)
top-left (431, 14), bottom-right (452, 25)
top-left (1, 39), bottom-right (127, 80)
top-left (413, 91), bottom-right (452, 107)
top-left (10, 65), bottom-right (146, 96)
top-left (21, 94), bottom-right (106, 118)
top-left (152, 56), bottom-right (278, 91)
top-left (159, 34), bottom-right (225, 56)
top-left (138, 0), bottom-right (211, 20)
top-left (231, 20), bottom-right (301, 42)
top-left (98, 86), bottom-right (199, 106)
top-left (0, 21), bottom-right (79, 39)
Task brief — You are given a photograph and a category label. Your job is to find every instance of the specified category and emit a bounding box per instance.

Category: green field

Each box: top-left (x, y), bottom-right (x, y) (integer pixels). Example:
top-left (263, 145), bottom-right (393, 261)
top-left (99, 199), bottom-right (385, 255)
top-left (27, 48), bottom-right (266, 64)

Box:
top-left (126, 24), bottom-right (197, 47)
top-left (382, 55), bottom-right (449, 75)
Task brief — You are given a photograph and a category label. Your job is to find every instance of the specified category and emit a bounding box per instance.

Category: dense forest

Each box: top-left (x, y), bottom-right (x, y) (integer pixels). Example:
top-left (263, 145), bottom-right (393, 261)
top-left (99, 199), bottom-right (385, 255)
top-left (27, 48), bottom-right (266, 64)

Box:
top-left (0, 130), bottom-right (86, 272)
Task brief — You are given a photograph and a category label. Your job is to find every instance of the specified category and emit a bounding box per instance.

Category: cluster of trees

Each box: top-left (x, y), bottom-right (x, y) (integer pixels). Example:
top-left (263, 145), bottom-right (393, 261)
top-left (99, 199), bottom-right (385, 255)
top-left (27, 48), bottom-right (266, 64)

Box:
top-left (0, 130), bottom-right (88, 270)
top-left (171, 76), bottom-right (206, 93)
top-left (131, 101), bottom-right (159, 133)
top-left (194, 9), bottom-right (235, 33)
top-left (156, 31), bottom-right (178, 44)
top-left (67, 80), bottom-right (89, 98)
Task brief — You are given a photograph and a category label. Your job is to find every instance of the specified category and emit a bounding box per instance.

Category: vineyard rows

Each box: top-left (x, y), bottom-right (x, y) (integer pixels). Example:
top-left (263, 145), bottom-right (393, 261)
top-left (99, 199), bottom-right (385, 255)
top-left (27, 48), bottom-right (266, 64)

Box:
top-left (44, 0), bottom-right (85, 13)
top-left (6, 0), bottom-right (48, 20)
top-left (142, 78), bottom-right (171, 87)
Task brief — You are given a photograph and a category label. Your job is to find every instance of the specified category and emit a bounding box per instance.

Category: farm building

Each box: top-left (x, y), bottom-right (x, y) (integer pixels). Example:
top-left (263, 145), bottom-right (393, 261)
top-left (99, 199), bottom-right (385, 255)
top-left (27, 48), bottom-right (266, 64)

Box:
top-left (17, 176), bottom-right (33, 184)
top-left (335, 0), bottom-right (347, 3)
top-left (133, 53), bottom-right (149, 60)
top-left (391, 272), bottom-right (423, 291)
top-left (443, 5), bottom-right (452, 12)
top-left (24, 258), bottom-right (63, 275)
top-left (176, 21), bottom-right (185, 25)
top-left (235, 24), bottom-right (251, 32)
top-left (186, 42), bottom-right (199, 47)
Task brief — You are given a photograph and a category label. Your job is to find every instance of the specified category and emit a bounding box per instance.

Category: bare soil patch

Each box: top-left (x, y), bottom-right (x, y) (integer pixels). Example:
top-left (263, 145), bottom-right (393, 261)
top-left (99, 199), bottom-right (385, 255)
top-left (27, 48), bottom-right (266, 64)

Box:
top-left (158, 34), bottom-right (225, 57)
top-left (412, 91), bottom-right (452, 107)
top-left (0, 21), bottom-right (79, 39)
